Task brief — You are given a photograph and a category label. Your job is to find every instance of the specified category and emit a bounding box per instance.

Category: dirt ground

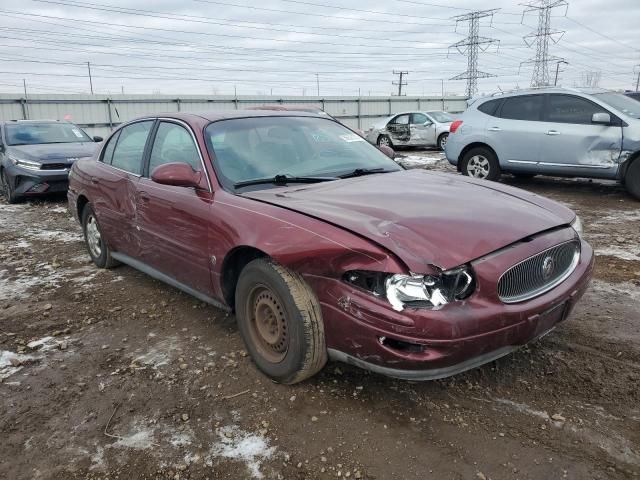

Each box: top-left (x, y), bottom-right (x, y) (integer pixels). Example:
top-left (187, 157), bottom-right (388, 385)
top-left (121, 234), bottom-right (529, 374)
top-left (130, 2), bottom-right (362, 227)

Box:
top-left (1, 153), bottom-right (639, 480)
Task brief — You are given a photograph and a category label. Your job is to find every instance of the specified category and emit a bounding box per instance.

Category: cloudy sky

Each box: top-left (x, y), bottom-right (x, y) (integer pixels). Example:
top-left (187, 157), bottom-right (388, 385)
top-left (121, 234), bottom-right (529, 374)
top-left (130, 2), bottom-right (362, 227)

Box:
top-left (0, 0), bottom-right (637, 96)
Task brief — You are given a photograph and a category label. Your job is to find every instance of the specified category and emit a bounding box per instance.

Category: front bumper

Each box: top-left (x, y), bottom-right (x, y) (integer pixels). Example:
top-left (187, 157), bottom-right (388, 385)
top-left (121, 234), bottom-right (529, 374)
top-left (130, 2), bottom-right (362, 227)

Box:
top-left (5, 163), bottom-right (70, 197)
top-left (310, 230), bottom-right (594, 380)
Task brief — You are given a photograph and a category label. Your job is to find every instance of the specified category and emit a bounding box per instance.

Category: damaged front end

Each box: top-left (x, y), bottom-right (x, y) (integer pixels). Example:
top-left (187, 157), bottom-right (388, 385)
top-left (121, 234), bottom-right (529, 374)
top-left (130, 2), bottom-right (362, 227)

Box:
top-left (343, 265), bottom-right (476, 312)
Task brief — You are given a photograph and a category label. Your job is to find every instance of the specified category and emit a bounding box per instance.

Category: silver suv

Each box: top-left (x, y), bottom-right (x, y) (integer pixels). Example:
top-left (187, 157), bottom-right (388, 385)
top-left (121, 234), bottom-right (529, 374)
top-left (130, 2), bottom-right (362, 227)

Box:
top-left (445, 87), bottom-right (640, 200)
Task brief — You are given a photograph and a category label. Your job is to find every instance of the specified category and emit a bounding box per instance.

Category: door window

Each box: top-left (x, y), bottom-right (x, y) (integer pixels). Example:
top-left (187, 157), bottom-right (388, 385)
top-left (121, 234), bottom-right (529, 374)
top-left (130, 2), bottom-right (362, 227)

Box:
top-left (100, 130), bottom-right (120, 165)
top-left (499, 95), bottom-right (543, 121)
top-left (389, 114), bottom-right (410, 125)
top-left (411, 113), bottom-right (430, 124)
top-left (110, 121), bottom-right (153, 175)
top-left (148, 122), bottom-right (201, 174)
top-left (546, 94), bottom-right (609, 124)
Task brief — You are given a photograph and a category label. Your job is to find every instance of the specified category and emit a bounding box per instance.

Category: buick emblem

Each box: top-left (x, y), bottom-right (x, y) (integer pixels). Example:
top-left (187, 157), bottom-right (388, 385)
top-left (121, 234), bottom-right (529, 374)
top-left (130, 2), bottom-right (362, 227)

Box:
top-left (542, 256), bottom-right (555, 280)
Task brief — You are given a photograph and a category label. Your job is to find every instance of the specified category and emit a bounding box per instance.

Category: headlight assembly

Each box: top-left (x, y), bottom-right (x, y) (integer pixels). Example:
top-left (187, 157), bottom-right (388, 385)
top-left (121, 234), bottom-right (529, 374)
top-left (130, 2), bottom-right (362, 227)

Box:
top-left (571, 215), bottom-right (583, 238)
top-left (344, 265), bottom-right (476, 312)
top-left (8, 154), bottom-right (41, 171)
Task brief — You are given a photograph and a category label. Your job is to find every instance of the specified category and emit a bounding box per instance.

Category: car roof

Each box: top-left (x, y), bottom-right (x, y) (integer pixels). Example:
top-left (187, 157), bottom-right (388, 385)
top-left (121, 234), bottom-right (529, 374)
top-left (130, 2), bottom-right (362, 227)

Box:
top-left (0, 119), bottom-right (68, 126)
top-left (472, 86), bottom-right (611, 104)
top-left (165, 110), bottom-right (327, 122)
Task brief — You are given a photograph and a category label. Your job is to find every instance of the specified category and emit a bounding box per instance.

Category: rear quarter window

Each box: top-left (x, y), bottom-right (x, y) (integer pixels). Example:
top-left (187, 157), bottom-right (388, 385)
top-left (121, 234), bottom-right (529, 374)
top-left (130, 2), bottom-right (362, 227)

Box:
top-left (477, 99), bottom-right (501, 116)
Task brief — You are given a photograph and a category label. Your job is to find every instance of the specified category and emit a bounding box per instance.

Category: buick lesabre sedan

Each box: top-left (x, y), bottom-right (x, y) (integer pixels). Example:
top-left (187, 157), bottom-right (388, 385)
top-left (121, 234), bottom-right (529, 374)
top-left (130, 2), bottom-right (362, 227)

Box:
top-left (68, 111), bottom-right (594, 384)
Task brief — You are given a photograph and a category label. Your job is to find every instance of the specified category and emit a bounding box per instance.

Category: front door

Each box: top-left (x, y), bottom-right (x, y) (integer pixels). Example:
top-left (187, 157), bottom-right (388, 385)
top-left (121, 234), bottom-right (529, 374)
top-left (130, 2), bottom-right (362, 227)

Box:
top-left (409, 112), bottom-right (437, 146)
top-left (537, 94), bottom-right (622, 179)
top-left (386, 113), bottom-right (411, 145)
top-left (134, 120), bottom-right (215, 296)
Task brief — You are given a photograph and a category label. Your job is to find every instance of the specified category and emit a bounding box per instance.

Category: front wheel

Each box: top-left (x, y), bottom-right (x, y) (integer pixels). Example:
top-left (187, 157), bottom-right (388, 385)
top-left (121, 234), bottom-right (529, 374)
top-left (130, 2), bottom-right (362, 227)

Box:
top-left (81, 204), bottom-right (119, 268)
top-left (437, 133), bottom-right (449, 151)
top-left (235, 259), bottom-right (327, 384)
top-left (1, 169), bottom-right (19, 204)
top-left (625, 159), bottom-right (640, 200)
top-left (461, 147), bottom-right (501, 181)
top-left (377, 135), bottom-right (392, 148)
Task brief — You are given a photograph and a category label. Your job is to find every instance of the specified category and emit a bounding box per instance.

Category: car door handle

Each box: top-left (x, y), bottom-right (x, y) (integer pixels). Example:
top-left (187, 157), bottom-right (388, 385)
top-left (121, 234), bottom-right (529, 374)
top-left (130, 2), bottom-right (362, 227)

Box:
top-left (546, 130), bottom-right (561, 135)
top-left (488, 126), bottom-right (501, 132)
top-left (139, 192), bottom-right (150, 202)
top-left (90, 176), bottom-right (100, 185)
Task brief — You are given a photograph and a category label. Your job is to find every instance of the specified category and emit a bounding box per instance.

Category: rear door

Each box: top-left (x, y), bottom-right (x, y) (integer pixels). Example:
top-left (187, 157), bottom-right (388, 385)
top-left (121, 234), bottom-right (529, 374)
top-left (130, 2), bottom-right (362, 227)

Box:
top-left (135, 120), bottom-right (215, 296)
top-left (409, 112), bottom-right (437, 146)
top-left (92, 120), bottom-right (154, 257)
top-left (489, 94), bottom-right (545, 170)
top-left (538, 94), bottom-right (622, 178)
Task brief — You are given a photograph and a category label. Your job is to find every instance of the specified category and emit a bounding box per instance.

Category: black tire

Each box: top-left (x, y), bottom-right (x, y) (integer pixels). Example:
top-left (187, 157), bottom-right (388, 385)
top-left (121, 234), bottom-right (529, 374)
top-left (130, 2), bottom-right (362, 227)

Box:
top-left (437, 133), bottom-right (449, 151)
top-left (625, 159), bottom-right (640, 200)
top-left (377, 135), bottom-right (393, 148)
top-left (235, 258), bottom-right (327, 384)
top-left (81, 204), bottom-right (119, 269)
top-left (461, 147), bottom-right (501, 181)
top-left (1, 169), bottom-right (19, 204)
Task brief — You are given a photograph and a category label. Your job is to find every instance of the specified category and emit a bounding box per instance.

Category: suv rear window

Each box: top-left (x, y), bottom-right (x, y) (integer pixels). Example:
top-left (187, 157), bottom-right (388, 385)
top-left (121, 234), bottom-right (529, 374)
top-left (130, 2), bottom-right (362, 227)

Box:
top-left (499, 95), bottom-right (544, 121)
top-left (477, 99), bottom-right (501, 116)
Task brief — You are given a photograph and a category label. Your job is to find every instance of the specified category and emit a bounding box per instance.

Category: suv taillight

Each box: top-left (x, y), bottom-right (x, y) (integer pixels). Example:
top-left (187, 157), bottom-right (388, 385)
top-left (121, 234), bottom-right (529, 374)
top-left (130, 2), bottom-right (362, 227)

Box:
top-left (450, 120), bottom-right (463, 133)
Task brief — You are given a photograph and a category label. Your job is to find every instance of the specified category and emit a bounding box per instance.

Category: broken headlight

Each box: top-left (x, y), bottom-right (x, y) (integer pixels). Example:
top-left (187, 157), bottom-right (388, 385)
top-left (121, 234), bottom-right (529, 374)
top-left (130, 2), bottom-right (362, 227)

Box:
top-left (344, 266), bottom-right (476, 312)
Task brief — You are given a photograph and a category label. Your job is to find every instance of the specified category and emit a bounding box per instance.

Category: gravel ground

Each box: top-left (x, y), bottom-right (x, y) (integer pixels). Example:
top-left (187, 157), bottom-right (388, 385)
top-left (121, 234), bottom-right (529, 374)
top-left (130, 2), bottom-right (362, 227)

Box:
top-left (1, 152), bottom-right (639, 480)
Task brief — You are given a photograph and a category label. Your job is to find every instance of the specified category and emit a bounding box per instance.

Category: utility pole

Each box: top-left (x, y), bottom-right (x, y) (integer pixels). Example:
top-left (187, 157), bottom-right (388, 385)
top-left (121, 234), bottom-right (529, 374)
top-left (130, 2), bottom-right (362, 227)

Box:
top-left (87, 61), bottom-right (94, 94)
top-left (521, 0), bottom-right (568, 87)
top-left (392, 70), bottom-right (408, 96)
top-left (635, 65), bottom-right (640, 92)
top-left (315, 73), bottom-right (320, 97)
top-left (554, 60), bottom-right (569, 86)
top-left (23, 79), bottom-right (27, 98)
top-left (121, 85), bottom-right (124, 95)
top-left (449, 10), bottom-right (500, 98)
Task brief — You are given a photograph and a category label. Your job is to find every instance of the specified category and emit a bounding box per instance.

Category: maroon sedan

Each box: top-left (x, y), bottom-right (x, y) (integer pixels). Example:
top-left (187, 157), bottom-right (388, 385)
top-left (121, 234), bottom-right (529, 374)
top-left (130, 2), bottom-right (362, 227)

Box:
top-left (68, 111), bottom-right (593, 384)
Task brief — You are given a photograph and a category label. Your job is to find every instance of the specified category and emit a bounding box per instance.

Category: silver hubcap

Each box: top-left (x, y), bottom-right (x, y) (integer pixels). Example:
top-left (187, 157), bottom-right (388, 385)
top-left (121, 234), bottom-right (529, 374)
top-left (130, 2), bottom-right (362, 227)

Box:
top-left (378, 136), bottom-right (390, 147)
top-left (467, 155), bottom-right (490, 179)
top-left (86, 215), bottom-right (102, 258)
top-left (440, 135), bottom-right (448, 148)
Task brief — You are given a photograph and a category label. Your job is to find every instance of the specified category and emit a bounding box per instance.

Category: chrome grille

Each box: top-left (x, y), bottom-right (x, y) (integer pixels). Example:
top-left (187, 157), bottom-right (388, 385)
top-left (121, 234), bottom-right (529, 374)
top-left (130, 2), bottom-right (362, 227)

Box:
top-left (498, 240), bottom-right (580, 303)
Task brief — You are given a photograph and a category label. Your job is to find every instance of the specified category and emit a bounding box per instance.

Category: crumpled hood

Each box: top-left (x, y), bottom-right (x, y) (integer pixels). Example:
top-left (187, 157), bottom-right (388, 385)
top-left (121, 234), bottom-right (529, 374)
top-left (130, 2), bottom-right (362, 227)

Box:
top-left (243, 170), bottom-right (576, 272)
top-left (8, 142), bottom-right (98, 163)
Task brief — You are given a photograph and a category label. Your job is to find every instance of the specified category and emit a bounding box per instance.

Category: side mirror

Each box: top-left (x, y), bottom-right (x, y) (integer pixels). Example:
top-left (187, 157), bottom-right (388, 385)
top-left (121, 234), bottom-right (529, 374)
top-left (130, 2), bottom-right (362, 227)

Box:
top-left (151, 162), bottom-right (206, 189)
top-left (424, 121), bottom-right (433, 126)
top-left (93, 136), bottom-right (104, 142)
top-left (591, 112), bottom-right (611, 125)
top-left (378, 145), bottom-right (395, 159)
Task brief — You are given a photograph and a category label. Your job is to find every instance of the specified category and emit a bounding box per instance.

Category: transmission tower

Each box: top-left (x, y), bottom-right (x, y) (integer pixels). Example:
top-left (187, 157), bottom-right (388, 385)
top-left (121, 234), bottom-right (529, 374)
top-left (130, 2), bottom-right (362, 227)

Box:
top-left (392, 70), bottom-right (408, 96)
top-left (521, 0), bottom-right (568, 87)
top-left (449, 9), bottom-right (500, 98)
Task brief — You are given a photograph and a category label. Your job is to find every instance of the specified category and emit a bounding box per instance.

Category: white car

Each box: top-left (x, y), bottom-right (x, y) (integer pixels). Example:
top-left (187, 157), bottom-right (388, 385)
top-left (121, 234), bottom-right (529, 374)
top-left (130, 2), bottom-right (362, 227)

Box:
top-left (365, 111), bottom-right (454, 150)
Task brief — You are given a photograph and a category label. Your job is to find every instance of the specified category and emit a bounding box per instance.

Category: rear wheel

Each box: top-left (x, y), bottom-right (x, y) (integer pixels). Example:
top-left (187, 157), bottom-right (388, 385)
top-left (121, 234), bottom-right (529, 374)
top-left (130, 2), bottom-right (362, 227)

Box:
top-left (377, 135), bottom-right (392, 148)
top-left (81, 204), bottom-right (119, 268)
top-left (461, 147), bottom-right (501, 181)
top-left (437, 133), bottom-right (449, 151)
top-left (1, 169), bottom-right (19, 204)
top-left (625, 159), bottom-right (640, 200)
top-left (235, 258), bottom-right (327, 384)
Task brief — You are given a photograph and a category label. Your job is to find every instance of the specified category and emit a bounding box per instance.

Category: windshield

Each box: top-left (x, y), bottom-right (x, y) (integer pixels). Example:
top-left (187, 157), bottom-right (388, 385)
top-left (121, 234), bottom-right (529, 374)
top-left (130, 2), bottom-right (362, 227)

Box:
top-left (204, 116), bottom-right (402, 190)
top-left (427, 111), bottom-right (455, 123)
top-left (5, 122), bottom-right (92, 146)
top-left (592, 92), bottom-right (640, 119)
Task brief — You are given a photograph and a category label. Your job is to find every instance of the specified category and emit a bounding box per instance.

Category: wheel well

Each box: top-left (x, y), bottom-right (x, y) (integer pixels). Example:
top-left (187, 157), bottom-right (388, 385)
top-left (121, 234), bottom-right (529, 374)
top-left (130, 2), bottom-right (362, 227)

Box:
top-left (76, 195), bottom-right (89, 221)
top-left (621, 151), bottom-right (640, 182)
top-left (458, 142), bottom-right (498, 165)
top-left (221, 246), bottom-right (268, 309)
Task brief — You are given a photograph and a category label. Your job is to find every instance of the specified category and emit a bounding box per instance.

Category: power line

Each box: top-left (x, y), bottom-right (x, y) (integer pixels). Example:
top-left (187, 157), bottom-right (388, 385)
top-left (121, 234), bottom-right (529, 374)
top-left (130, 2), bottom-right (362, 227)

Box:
top-left (521, 0), bottom-right (568, 87)
top-left (449, 9), bottom-right (500, 98)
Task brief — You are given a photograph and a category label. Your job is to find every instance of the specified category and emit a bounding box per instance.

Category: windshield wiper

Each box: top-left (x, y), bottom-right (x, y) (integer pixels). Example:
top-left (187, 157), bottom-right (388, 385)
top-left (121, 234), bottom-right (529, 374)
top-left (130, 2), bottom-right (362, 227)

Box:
top-left (234, 174), bottom-right (337, 189)
top-left (338, 167), bottom-right (394, 179)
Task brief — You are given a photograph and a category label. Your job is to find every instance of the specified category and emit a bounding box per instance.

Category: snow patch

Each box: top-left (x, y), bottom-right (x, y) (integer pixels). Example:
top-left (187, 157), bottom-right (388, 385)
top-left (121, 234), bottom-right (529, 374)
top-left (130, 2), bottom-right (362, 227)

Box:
top-left (595, 246), bottom-right (640, 262)
top-left (397, 155), bottom-right (444, 168)
top-left (131, 337), bottom-right (180, 369)
top-left (0, 350), bottom-right (36, 381)
top-left (207, 426), bottom-right (275, 479)
top-left (494, 398), bottom-right (550, 420)
top-left (590, 280), bottom-right (640, 302)
top-left (111, 429), bottom-right (156, 450)
top-left (29, 229), bottom-right (82, 243)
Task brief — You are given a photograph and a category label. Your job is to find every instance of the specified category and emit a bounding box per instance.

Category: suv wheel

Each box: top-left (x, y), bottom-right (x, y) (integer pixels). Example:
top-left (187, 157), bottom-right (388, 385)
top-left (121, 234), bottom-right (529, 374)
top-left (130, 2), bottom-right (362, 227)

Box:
top-left (81, 204), bottom-right (119, 268)
top-left (625, 159), bottom-right (640, 200)
top-left (377, 135), bottom-right (392, 148)
top-left (437, 133), bottom-right (449, 151)
top-left (461, 147), bottom-right (501, 181)
top-left (235, 258), bottom-right (327, 384)
top-left (1, 169), bottom-right (19, 204)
